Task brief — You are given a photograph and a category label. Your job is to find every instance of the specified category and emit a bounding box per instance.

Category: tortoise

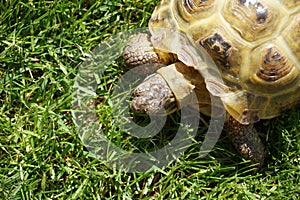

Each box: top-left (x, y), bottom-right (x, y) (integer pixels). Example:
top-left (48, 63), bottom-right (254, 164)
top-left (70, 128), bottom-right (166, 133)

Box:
top-left (123, 0), bottom-right (300, 167)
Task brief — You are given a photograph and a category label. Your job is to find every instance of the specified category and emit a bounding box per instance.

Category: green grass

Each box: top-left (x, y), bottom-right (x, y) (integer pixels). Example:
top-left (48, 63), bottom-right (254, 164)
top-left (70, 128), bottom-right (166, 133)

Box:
top-left (0, 0), bottom-right (300, 199)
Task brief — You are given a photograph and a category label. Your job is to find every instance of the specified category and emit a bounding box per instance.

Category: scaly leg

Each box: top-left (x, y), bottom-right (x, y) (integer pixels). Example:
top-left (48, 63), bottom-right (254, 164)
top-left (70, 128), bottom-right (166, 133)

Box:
top-left (123, 33), bottom-right (176, 67)
top-left (225, 116), bottom-right (266, 167)
top-left (123, 33), bottom-right (178, 114)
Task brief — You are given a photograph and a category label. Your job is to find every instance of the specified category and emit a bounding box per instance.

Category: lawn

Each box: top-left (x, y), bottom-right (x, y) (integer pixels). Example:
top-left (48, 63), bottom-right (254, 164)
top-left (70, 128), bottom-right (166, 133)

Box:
top-left (0, 0), bottom-right (299, 199)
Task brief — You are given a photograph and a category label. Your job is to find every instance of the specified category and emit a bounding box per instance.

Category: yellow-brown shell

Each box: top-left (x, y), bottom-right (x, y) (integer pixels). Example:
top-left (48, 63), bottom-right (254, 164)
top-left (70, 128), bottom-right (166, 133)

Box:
top-left (149, 0), bottom-right (300, 124)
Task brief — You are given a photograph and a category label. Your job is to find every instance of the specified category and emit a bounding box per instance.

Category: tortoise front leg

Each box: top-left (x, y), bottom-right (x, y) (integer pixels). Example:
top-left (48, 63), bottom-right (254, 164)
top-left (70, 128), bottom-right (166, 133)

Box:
top-left (129, 62), bottom-right (209, 115)
top-left (131, 73), bottom-right (177, 114)
top-left (122, 33), bottom-right (178, 114)
top-left (225, 116), bottom-right (266, 167)
top-left (123, 33), bottom-right (176, 67)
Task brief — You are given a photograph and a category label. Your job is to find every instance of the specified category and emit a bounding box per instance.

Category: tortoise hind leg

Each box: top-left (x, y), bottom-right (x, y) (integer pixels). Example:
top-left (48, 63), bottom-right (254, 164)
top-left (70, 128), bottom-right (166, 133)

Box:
top-left (225, 116), bottom-right (266, 167)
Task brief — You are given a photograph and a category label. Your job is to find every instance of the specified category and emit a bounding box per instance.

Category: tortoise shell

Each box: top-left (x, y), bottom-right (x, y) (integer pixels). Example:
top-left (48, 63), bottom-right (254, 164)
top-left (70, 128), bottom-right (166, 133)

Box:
top-left (148, 0), bottom-right (300, 124)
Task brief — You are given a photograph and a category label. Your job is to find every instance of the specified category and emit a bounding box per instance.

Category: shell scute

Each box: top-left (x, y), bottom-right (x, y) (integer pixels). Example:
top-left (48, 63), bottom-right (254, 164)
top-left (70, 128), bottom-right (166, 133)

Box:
top-left (279, 0), bottom-right (300, 9)
top-left (282, 13), bottom-right (300, 63)
top-left (149, 0), bottom-right (300, 123)
top-left (222, 0), bottom-right (283, 42)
